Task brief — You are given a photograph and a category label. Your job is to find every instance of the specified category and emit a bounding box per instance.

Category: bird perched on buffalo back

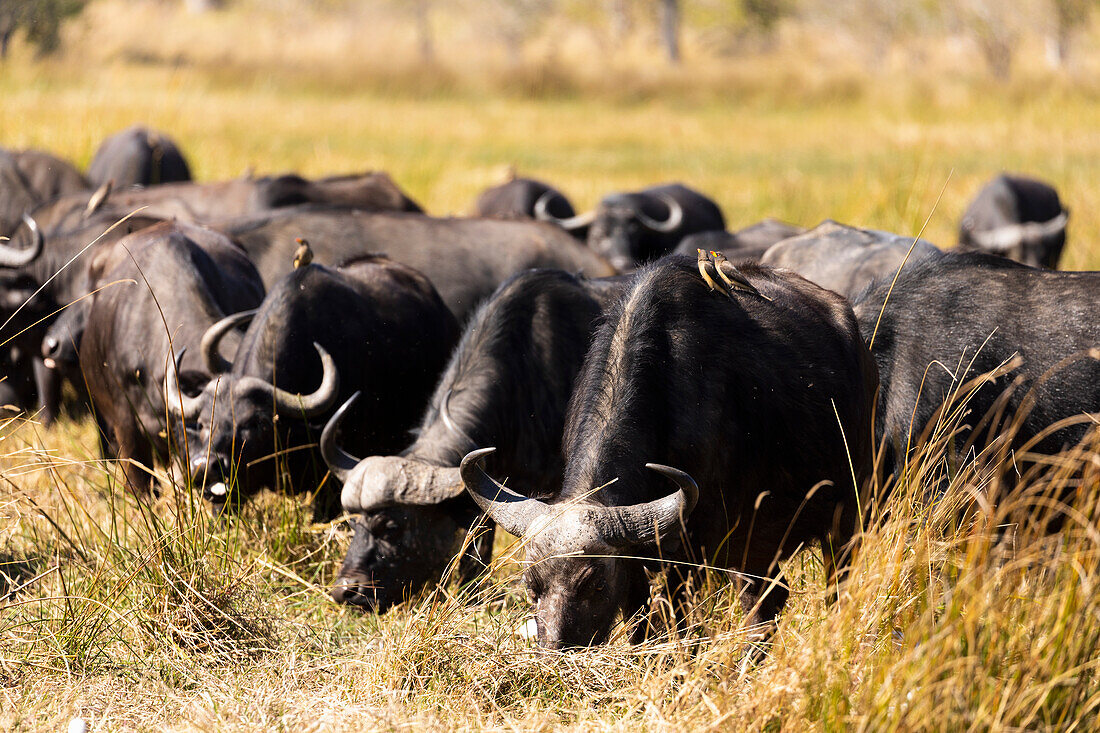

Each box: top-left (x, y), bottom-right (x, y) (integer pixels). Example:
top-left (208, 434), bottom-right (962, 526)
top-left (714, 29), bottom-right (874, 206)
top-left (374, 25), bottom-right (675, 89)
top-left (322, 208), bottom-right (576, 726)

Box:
top-left (293, 237), bottom-right (313, 269)
top-left (711, 250), bottom-right (769, 300)
top-left (697, 248), bottom-right (729, 296)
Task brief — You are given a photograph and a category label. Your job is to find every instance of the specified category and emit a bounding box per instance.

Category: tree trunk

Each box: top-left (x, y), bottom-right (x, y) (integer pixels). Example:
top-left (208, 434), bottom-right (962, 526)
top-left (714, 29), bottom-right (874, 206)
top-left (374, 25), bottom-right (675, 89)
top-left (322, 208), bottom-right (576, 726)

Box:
top-left (415, 0), bottom-right (434, 63)
top-left (659, 0), bottom-right (680, 64)
top-left (185, 0), bottom-right (223, 12)
top-left (607, 0), bottom-right (631, 44)
top-left (978, 34), bottom-right (1013, 80)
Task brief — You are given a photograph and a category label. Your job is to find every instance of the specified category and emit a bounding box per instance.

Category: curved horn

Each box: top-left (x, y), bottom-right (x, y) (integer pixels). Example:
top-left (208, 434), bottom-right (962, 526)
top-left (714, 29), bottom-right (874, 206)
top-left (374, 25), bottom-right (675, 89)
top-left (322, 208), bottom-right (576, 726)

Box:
top-left (200, 309), bottom-right (257, 374)
top-left (591, 463), bottom-right (699, 548)
top-left (247, 342), bottom-right (340, 418)
top-left (341, 456), bottom-right (464, 513)
top-left (970, 211), bottom-right (1069, 252)
top-left (0, 214), bottom-right (45, 268)
top-left (321, 391), bottom-right (361, 483)
top-left (164, 347), bottom-right (204, 420)
top-left (461, 447), bottom-right (548, 537)
top-left (534, 191), bottom-right (595, 232)
top-left (636, 193), bottom-right (684, 233)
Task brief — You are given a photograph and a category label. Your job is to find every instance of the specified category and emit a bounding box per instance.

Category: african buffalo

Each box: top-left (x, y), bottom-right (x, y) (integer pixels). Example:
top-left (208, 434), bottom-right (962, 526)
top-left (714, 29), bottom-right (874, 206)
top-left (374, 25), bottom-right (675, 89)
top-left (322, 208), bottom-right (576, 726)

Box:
top-left (170, 254), bottom-right (458, 518)
top-left (462, 256), bottom-right (877, 649)
top-left (958, 174), bottom-right (1068, 269)
top-left (99, 171), bottom-right (423, 223)
top-left (320, 269), bottom-right (626, 611)
top-left (674, 218), bottom-right (805, 262)
top-left (0, 189), bottom-right (165, 419)
top-left (0, 147), bottom-right (88, 237)
top-left (29, 170), bottom-right (421, 414)
top-left (79, 222), bottom-right (265, 493)
top-left (474, 176), bottom-right (576, 225)
top-left (87, 126), bottom-right (192, 188)
top-left (853, 251), bottom-right (1100, 480)
top-left (536, 183), bottom-right (725, 271)
top-left (760, 220), bottom-right (942, 300)
top-left (222, 206), bottom-right (616, 322)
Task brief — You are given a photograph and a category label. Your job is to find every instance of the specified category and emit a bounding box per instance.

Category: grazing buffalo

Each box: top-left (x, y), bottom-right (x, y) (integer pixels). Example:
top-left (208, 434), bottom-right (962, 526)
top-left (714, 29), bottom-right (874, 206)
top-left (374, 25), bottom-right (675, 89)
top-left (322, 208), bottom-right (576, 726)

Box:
top-left (99, 171), bottom-right (423, 222)
top-left (958, 174), bottom-right (1068, 269)
top-left (223, 206), bottom-right (616, 322)
top-left (170, 254), bottom-right (458, 517)
top-left (88, 126), bottom-right (192, 188)
top-left (675, 218), bottom-right (805, 262)
top-left (0, 189), bottom-right (165, 419)
top-left (760, 220), bottom-right (942, 300)
top-left (320, 269), bottom-right (626, 610)
top-left (474, 176), bottom-right (576, 225)
top-left (853, 251), bottom-right (1100, 479)
top-left (537, 183), bottom-right (726, 271)
top-left (462, 256), bottom-right (877, 649)
top-left (28, 170), bottom-right (422, 412)
top-left (0, 148), bottom-right (88, 237)
top-left (79, 222), bottom-right (265, 493)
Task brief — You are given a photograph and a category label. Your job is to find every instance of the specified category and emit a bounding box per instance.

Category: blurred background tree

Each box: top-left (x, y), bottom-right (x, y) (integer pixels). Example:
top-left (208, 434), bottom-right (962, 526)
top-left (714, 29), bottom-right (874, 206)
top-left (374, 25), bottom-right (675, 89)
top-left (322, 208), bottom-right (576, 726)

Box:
top-left (0, 0), bottom-right (86, 58)
top-left (4, 0), bottom-right (1100, 82)
top-left (1047, 0), bottom-right (1094, 67)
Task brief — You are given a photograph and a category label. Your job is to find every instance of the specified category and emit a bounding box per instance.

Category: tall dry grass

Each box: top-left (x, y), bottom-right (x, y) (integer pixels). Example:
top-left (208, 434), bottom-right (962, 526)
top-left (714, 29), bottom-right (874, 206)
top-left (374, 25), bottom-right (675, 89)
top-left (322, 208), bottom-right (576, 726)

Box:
top-left (1, 353), bottom-right (1099, 729)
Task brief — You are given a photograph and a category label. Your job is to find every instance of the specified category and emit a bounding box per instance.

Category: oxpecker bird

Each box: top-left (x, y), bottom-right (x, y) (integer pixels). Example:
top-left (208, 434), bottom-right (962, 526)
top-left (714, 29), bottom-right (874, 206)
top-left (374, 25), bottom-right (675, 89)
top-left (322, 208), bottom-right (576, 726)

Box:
top-left (697, 249), bottom-right (730, 296)
top-left (711, 250), bottom-right (770, 300)
top-left (293, 237), bottom-right (313, 269)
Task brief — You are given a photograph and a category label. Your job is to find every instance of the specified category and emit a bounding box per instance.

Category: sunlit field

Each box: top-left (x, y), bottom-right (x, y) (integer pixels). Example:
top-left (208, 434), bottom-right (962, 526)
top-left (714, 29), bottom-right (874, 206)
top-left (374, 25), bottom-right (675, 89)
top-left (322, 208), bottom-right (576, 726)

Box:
top-left (3, 2), bottom-right (1100, 729)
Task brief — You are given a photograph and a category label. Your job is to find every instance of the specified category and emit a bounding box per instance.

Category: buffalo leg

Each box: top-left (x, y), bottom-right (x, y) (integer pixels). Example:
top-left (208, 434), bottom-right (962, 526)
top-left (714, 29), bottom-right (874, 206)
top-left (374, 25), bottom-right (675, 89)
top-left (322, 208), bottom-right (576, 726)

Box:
top-left (624, 565), bottom-right (655, 644)
top-left (738, 571), bottom-right (789, 631)
top-left (456, 519), bottom-right (495, 586)
top-left (311, 480), bottom-right (344, 522)
top-left (820, 532), bottom-right (853, 606)
top-left (736, 569), bottom-right (789, 672)
top-left (32, 357), bottom-right (60, 427)
top-left (114, 420), bottom-right (154, 496)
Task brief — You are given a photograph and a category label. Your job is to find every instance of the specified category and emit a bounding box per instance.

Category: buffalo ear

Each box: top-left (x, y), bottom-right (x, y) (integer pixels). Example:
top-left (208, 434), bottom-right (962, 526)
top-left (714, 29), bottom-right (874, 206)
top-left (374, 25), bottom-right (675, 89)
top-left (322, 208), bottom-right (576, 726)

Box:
top-left (84, 181), bottom-right (112, 218)
top-left (176, 369), bottom-right (211, 398)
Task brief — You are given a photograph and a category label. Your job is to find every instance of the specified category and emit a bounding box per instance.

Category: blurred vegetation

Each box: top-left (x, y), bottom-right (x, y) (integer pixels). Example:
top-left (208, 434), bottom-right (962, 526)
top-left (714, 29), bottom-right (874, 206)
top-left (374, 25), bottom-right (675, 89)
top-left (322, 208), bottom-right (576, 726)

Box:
top-left (0, 0), bottom-right (86, 58)
top-left (4, 1), bottom-right (1100, 80)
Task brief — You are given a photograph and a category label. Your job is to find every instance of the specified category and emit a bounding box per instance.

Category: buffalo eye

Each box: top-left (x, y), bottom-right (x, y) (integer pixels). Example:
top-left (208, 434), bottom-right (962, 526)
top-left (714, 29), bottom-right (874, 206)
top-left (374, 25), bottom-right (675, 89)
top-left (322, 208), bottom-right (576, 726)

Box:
top-left (574, 565), bottom-right (604, 595)
top-left (377, 518), bottom-right (400, 540)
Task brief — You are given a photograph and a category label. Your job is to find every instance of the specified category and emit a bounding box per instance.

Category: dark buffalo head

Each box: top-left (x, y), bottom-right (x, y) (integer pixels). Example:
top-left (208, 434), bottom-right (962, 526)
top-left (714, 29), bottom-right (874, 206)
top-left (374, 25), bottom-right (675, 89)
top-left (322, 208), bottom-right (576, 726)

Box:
top-left (167, 316), bottom-right (340, 510)
top-left (460, 448), bottom-right (699, 649)
top-left (321, 394), bottom-right (472, 611)
top-left (537, 184), bottom-right (725, 271)
top-left (0, 148), bottom-right (88, 237)
top-left (584, 192), bottom-right (683, 271)
top-left (41, 298), bottom-right (86, 371)
top-left (958, 174), bottom-right (1068, 269)
top-left (477, 177), bottom-right (576, 223)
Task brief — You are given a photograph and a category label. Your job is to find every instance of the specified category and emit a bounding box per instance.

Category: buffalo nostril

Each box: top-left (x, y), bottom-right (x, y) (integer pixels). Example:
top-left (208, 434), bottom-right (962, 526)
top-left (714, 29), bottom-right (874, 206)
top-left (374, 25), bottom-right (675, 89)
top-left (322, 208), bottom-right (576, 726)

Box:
top-left (331, 579), bottom-right (355, 604)
top-left (331, 575), bottom-right (378, 607)
top-left (44, 337), bottom-right (59, 357)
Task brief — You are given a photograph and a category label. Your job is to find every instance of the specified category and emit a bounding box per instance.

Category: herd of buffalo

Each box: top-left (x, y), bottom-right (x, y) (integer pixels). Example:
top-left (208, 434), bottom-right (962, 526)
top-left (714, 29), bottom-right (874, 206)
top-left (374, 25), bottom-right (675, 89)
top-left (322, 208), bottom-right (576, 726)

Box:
top-left (2, 124), bottom-right (1096, 650)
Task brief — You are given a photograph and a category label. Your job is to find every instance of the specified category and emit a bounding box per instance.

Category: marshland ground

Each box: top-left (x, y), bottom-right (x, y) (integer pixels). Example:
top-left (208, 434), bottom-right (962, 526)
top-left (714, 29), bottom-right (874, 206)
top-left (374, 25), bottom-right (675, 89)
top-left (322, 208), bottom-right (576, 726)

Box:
top-left (2, 1), bottom-right (1100, 729)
